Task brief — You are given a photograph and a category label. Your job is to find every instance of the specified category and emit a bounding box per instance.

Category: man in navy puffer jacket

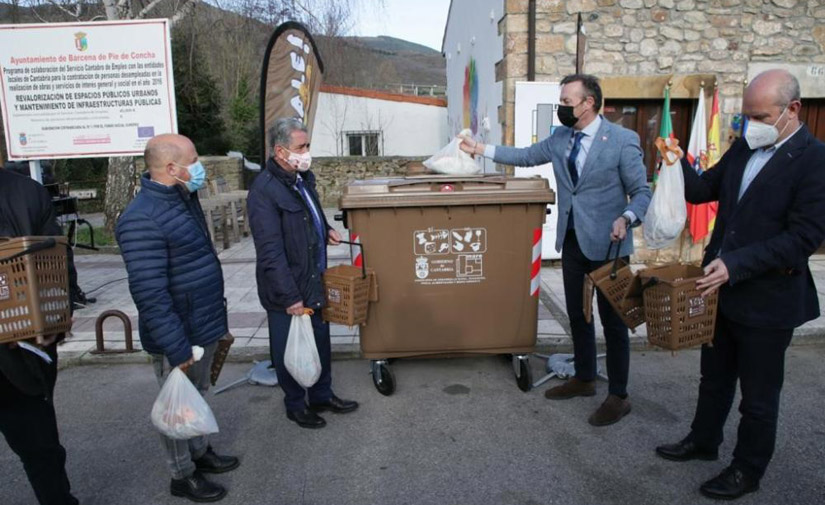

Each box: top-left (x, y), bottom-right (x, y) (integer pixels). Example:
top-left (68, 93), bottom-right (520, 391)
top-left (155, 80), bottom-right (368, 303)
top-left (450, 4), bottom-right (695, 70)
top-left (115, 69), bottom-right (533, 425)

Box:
top-left (116, 134), bottom-right (238, 503)
top-left (248, 118), bottom-right (358, 429)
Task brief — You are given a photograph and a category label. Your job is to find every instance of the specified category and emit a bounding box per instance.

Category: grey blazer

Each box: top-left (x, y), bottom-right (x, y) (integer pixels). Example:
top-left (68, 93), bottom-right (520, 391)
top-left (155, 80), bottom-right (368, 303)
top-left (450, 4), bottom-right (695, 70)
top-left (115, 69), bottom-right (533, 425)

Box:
top-left (494, 117), bottom-right (651, 261)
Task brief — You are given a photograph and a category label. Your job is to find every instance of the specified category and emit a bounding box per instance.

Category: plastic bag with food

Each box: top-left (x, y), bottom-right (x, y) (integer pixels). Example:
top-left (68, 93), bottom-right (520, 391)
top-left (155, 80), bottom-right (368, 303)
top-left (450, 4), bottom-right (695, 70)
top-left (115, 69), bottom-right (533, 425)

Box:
top-left (284, 312), bottom-right (322, 388)
top-left (644, 137), bottom-right (687, 249)
top-left (151, 348), bottom-right (219, 440)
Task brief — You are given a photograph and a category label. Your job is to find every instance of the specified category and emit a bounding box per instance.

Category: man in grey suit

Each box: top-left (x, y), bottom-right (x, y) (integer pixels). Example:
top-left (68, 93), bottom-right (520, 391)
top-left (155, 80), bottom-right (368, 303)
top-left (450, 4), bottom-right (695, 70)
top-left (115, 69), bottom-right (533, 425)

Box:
top-left (460, 74), bottom-right (651, 426)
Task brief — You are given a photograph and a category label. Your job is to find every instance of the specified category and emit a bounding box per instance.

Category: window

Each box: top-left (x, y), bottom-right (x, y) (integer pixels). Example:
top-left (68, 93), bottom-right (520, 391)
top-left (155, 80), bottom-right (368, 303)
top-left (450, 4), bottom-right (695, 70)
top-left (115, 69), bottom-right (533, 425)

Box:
top-left (345, 131), bottom-right (381, 156)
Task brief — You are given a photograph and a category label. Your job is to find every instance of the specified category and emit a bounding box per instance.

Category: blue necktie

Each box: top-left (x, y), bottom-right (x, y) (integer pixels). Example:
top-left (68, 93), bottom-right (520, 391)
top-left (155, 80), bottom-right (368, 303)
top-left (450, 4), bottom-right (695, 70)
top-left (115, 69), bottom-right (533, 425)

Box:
top-left (295, 176), bottom-right (327, 271)
top-left (566, 132), bottom-right (584, 230)
top-left (567, 132), bottom-right (584, 186)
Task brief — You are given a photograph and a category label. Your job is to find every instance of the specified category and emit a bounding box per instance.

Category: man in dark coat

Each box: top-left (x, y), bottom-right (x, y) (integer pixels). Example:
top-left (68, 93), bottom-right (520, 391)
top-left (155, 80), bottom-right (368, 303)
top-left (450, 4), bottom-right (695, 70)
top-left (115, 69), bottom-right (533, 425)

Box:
top-left (248, 118), bottom-right (357, 429)
top-left (0, 166), bottom-right (78, 505)
top-left (116, 134), bottom-right (238, 502)
top-left (656, 69), bottom-right (825, 500)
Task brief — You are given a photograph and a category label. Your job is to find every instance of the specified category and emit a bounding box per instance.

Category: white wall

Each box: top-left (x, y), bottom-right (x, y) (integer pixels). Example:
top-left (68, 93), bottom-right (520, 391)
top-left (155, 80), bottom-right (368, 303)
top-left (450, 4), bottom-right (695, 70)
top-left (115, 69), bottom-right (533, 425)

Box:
top-left (442, 0), bottom-right (504, 173)
top-left (312, 92), bottom-right (449, 157)
top-left (514, 82), bottom-right (562, 260)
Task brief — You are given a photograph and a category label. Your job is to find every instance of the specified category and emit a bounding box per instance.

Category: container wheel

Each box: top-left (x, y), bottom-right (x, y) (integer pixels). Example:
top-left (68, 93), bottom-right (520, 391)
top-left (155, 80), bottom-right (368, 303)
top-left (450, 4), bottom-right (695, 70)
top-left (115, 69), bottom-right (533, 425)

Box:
top-left (372, 361), bottom-right (396, 396)
top-left (514, 356), bottom-right (532, 392)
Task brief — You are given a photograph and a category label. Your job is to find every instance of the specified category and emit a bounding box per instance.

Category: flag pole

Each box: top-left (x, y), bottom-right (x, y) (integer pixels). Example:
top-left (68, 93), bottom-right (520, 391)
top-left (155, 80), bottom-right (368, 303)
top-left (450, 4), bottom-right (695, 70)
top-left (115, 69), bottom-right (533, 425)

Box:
top-left (654, 79), bottom-right (673, 265)
top-left (739, 78), bottom-right (748, 138)
top-left (679, 75), bottom-right (690, 262)
top-left (682, 79), bottom-right (705, 262)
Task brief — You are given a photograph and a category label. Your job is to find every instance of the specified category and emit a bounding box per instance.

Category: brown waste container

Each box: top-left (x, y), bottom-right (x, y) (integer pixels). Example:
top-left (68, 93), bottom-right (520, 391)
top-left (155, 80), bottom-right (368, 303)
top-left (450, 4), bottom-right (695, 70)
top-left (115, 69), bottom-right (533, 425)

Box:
top-left (339, 175), bottom-right (555, 395)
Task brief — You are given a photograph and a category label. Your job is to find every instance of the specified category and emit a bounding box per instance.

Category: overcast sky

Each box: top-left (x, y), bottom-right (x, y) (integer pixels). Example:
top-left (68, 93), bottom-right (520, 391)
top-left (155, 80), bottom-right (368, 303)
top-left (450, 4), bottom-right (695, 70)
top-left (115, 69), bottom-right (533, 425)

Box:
top-left (354, 0), bottom-right (452, 51)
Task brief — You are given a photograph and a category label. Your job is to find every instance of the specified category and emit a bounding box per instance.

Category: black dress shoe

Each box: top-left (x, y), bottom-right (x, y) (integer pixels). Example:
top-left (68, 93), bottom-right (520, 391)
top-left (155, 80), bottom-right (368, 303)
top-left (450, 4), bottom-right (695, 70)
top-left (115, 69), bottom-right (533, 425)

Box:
top-left (194, 446), bottom-right (240, 474)
top-left (700, 466), bottom-right (759, 500)
top-left (287, 408), bottom-right (327, 429)
top-left (170, 471), bottom-right (227, 502)
top-left (309, 395), bottom-right (359, 414)
top-left (656, 438), bottom-right (718, 462)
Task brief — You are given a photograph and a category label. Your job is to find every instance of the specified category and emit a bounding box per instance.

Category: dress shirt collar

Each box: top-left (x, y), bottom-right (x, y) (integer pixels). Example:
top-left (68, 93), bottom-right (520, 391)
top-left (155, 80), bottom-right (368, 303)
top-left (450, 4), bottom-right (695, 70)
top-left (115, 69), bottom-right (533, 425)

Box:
top-left (766, 123), bottom-right (803, 152)
top-left (575, 114), bottom-right (602, 138)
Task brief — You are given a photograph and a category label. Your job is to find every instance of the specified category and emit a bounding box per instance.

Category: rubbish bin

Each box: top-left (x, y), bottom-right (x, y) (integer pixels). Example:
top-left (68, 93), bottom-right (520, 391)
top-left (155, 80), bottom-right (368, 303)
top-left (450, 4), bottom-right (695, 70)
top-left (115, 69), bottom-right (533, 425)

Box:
top-left (338, 175), bottom-right (555, 395)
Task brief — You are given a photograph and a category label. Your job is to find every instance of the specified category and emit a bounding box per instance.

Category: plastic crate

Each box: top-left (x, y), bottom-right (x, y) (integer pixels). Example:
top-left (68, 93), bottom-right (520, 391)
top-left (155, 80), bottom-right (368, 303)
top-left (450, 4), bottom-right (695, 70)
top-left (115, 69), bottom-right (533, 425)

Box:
top-left (587, 247), bottom-right (645, 330)
top-left (0, 237), bottom-right (71, 343)
top-left (641, 264), bottom-right (718, 350)
top-left (322, 265), bottom-right (372, 326)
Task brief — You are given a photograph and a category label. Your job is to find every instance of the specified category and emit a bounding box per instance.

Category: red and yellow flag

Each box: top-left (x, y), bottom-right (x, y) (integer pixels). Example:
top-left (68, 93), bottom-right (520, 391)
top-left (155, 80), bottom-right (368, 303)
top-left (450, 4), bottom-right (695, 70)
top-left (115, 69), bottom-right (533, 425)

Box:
top-left (685, 88), bottom-right (720, 243)
top-left (705, 88), bottom-right (720, 235)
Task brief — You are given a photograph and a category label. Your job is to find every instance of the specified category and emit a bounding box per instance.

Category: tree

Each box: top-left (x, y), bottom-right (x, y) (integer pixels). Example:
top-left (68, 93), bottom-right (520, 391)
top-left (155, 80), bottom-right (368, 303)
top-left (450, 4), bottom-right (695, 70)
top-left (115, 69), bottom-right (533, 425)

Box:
top-left (173, 29), bottom-right (231, 155)
top-left (319, 93), bottom-right (349, 156)
top-left (227, 76), bottom-right (258, 153)
top-left (99, 0), bottom-right (200, 234)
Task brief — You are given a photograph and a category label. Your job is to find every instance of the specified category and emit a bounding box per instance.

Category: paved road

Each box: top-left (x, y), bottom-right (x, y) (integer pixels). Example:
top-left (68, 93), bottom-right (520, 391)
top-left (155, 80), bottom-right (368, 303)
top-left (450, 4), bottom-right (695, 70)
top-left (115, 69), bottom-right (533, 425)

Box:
top-left (3, 347), bottom-right (824, 505)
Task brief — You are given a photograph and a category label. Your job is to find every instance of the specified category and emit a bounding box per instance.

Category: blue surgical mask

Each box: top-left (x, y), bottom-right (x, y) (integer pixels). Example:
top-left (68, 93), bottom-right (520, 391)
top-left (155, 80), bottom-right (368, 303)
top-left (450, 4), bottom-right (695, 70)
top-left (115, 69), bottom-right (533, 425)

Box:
top-left (175, 161), bottom-right (206, 193)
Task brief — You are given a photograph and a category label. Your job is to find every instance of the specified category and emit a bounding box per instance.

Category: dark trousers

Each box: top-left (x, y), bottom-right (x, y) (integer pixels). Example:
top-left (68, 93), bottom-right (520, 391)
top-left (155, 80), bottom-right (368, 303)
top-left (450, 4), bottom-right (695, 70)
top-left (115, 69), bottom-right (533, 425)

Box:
top-left (562, 230), bottom-right (630, 396)
top-left (0, 371), bottom-right (78, 505)
top-left (688, 314), bottom-right (793, 480)
top-left (267, 310), bottom-right (333, 412)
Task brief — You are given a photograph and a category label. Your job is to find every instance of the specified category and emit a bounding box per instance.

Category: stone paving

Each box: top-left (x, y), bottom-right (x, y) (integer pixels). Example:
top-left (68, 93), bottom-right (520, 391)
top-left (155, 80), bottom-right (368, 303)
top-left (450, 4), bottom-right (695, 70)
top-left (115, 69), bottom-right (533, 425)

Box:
top-left (62, 209), bottom-right (825, 362)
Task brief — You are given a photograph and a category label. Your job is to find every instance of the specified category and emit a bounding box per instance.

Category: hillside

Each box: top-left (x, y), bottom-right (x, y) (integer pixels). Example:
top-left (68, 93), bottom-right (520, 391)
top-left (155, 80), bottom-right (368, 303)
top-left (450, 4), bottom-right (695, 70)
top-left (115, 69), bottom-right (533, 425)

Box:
top-left (0, 4), bottom-right (445, 93)
top-left (316, 35), bottom-right (446, 92)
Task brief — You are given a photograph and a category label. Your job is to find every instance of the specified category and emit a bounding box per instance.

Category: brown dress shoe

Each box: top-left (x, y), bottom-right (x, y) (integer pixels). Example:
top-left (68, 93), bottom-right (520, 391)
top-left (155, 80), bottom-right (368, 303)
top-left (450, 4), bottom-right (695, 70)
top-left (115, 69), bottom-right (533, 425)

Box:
top-left (588, 394), bottom-right (631, 426)
top-left (544, 377), bottom-right (596, 400)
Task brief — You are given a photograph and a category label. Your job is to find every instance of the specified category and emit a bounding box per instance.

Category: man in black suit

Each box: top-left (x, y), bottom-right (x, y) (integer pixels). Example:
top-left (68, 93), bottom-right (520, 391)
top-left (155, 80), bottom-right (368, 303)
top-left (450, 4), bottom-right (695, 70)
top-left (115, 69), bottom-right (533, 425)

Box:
top-left (655, 69), bottom-right (825, 500)
top-left (0, 167), bottom-right (79, 504)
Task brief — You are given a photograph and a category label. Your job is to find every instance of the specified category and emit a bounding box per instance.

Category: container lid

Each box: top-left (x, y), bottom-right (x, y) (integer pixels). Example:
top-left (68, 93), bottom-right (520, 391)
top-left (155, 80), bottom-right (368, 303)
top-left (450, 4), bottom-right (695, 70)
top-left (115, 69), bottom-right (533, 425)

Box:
top-left (339, 175), bottom-right (556, 209)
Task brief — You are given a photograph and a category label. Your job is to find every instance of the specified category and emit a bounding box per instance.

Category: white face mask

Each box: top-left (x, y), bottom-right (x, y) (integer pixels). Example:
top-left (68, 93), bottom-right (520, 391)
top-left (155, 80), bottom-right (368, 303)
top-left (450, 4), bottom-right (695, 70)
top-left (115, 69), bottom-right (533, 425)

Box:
top-left (281, 148), bottom-right (312, 172)
top-left (744, 106), bottom-right (789, 150)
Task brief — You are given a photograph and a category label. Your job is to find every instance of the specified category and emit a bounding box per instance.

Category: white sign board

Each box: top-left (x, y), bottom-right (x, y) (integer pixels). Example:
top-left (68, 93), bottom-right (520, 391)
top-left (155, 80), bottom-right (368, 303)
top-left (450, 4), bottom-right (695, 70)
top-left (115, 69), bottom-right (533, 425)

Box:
top-left (514, 81), bottom-right (561, 260)
top-left (748, 62), bottom-right (825, 99)
top-left (0, 19), bottom-right (177, 160)
top-left (69, 188), bottom-right (97, 200)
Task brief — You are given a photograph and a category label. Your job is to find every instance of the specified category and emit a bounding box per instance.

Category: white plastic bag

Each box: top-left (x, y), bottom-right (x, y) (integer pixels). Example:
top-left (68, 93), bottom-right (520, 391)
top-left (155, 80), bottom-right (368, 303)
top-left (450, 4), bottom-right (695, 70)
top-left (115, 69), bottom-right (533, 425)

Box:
top-left (644, 141), bottom-right (687, 249)
top-left (284, 314), bottom-right (321, 388)
top-left (423, 128), bottom-right (481, 175)
top-left (151, 365), bottom-right (219, 440)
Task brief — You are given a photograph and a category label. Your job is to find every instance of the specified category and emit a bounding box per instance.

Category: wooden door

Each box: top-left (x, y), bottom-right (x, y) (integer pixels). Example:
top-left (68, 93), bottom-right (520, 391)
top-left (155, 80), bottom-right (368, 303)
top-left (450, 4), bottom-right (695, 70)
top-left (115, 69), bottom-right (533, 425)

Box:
top-left (602, 99), bottom-right (694, 180)
top-left (799, 99), bottom-right (825, 143)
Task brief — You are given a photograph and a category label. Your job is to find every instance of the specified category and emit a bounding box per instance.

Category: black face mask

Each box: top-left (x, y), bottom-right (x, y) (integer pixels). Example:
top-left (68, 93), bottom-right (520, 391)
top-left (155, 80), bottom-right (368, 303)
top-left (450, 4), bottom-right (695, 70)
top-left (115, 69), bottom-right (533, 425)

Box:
top-left (557, 100), bottom-right (584, 128)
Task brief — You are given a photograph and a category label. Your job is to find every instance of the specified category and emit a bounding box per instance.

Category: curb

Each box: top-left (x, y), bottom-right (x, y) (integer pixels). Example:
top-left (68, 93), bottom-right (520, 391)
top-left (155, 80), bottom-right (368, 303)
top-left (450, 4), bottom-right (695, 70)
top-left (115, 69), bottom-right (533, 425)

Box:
top-left (56, 334), bottom-right (825, 370)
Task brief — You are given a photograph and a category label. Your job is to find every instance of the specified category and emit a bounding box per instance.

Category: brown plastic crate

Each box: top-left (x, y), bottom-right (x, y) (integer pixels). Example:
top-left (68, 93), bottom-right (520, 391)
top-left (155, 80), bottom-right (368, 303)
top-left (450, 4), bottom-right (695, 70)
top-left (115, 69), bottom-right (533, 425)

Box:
top-left (588, 257), bottom-right (645, 330)
top-left (641, 264), bottom-right (718, 351)
top-left (322, 265), bottom-right (373, 326)
top-left (0, 236), bottom-right (72, 344)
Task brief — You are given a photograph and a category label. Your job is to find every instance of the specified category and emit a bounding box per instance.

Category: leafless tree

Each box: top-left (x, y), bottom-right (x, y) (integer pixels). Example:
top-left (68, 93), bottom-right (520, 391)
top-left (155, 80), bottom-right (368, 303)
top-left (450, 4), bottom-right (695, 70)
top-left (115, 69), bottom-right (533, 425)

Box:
top-left (319, 95), bottom-right (349, 156)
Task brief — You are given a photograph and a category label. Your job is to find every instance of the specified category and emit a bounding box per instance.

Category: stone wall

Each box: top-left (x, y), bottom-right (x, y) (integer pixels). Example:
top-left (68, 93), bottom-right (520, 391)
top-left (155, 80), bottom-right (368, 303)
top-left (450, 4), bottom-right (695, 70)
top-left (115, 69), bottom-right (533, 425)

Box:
top-left (500, 0), bottom-right (824, 146)
top-left (135, 156), bottom-right (244, 191)
top-left (497, 0), bottom-right (818, 263)
top-left (138, 155), bottom-right (422, 206)
top-left (310, 156), bottom-right (427, 206)
top-left (201, 156), bottom-right (244, 191)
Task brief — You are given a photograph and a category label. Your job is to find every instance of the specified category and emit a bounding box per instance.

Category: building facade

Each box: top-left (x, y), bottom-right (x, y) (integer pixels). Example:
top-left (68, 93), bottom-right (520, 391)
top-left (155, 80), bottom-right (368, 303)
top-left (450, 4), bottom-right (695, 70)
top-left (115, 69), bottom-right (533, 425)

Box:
top-left (445, 0), bottom-right (825, 174)
top-left (442, 0), bottom-right (506, 173)
top-left (311, 85), bottom-right (449, 158)
top-left (444, 0), bottom-right (825, 260)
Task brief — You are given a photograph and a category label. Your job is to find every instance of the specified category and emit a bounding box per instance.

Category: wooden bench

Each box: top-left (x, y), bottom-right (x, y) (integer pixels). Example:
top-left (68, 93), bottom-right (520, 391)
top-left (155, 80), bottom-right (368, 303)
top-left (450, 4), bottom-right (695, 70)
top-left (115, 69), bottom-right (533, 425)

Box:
top-left (209, 176), bottom-right (249, 240)
top-left (197, 187), bottom-right (232, 250)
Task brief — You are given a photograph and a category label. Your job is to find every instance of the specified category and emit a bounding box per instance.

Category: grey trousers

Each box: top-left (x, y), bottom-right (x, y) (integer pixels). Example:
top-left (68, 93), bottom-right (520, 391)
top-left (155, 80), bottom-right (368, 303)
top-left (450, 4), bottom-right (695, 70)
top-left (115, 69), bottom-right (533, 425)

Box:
top-left (151, 342), bottom-right (218, 480)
